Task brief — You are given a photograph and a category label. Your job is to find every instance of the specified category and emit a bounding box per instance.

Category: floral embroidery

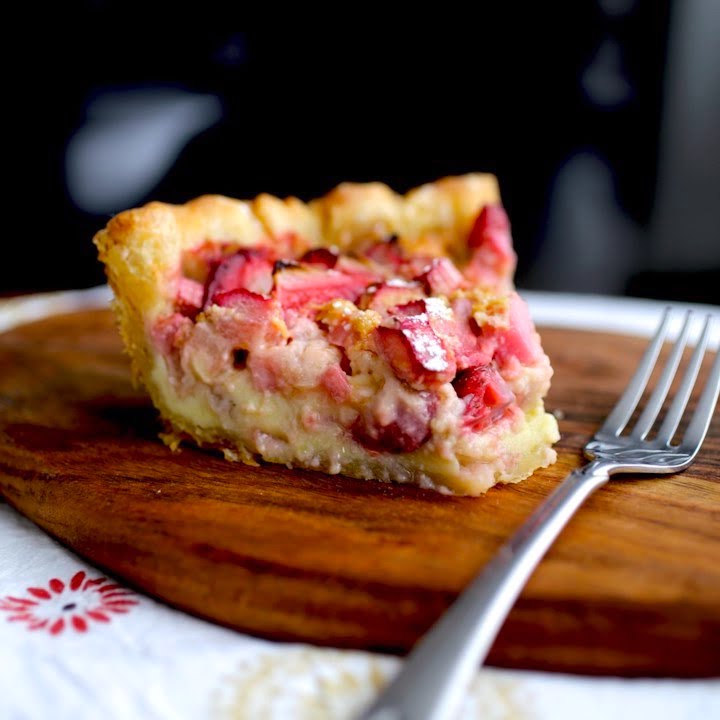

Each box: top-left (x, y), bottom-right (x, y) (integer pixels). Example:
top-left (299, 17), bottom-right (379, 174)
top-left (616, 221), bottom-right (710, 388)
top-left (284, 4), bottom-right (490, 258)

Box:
top-left (0, 570), bottom-right (139, 634)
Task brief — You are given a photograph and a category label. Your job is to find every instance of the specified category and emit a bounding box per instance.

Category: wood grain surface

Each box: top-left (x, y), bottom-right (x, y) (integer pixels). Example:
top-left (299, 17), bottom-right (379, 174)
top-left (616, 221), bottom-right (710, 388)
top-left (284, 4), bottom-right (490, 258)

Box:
top-left (0, 309), bottom-right (718, 677)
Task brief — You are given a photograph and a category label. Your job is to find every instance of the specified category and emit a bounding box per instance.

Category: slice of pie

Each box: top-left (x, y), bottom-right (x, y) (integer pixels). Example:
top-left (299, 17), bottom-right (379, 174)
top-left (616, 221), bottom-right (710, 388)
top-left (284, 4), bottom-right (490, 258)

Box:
top-left (94, 174), bottom-right (558, 495)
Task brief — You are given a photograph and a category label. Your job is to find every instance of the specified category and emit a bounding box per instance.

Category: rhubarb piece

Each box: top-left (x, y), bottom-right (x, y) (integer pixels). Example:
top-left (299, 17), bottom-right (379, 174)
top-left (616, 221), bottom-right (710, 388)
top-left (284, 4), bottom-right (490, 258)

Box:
top-left (375, 311), bottom-right (457, 389)
top-left (95, 174), bottom-right (558, 495)
top-left (209, 289), bottom-right (286, 348)
top-left (273, 266), bottom-right (369, 319)
top-left (352, 390), bottom-right (437, 453)
top-left (300, 247), bottom-right (339, 268)
top-left (453, 365), bottom-right (515, 431)
top-left (359, 280), bottom-right (426, 313)
top-left (414, 257), bottom-right (465, 295)
top-left (466, 204), bottom-right (517, 288)
top-left (491, 293), bottom-right (542, 365)
top-left (442, 297), bottom-right (489, 370)
top-left (175, 277), bottom-right (204, 316)
top-left (364, 235), bottom-right (404, 270)
top-left (205, 248), bottom-right (275, 305)
top-left (467, 204), bottom-right (510, 249)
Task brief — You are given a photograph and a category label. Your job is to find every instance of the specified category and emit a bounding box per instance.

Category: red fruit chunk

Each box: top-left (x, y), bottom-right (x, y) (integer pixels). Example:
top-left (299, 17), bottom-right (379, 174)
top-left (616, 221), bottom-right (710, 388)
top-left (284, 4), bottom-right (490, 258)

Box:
top-left (321, 316), bottom-right (354, 349)
top-left (300, 247), bottom-right (339, 268)
top-left (390, 298), bottom-right (457, 341)
top-left (387, 298), bottom-right (432, 318)
top-left (448, 298), bottom-right (494, 370)
top-left (352, 392), bottom-right (437, 453)
top-left (466, 204), bottom-right (516, 286)
top-left (206, 249), bottom-right (275, 306)
top-left (213, 287), bottom-right (268, 310)
top-left (453, 365), bottom-right (515, 430)
top-left (273, 267), bottom-right (369, 316)
top-left (467, 204), bottom-right (510, 248)
top-left (321, 364), bottom-right (351, 402)
top-left (212, 288), bottom-right (283, 347)
top-left (375, 311), bottom-right (456, 387)
top-left (175, 277), bottom-right (204, 316)
top-left (152, 313), bottom-right (192, 356)
top-left (414, 257), bottom-right (464, 295)
top-left (334, 255), bottom-right (382, 285)
top-left (364, 236), bottom-right (404, 270)
top-left (492, 293), bottom-right (541, 365)
top-left (360, 280), bottom-right (426, 313)
top-left (387, 297), bottom-right (474, 371)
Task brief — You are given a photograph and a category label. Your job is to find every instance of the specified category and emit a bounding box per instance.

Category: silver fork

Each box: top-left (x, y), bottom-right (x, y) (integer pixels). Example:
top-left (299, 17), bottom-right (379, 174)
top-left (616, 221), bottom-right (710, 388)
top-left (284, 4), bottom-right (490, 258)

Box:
top-left (359, 309), bottom-right (720, 720)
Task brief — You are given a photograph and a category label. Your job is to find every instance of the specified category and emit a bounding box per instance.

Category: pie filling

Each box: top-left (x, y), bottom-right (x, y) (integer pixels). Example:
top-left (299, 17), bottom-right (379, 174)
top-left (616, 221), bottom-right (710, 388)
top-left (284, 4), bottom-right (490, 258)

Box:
top-left (147, 204), bottom-right (558, 495)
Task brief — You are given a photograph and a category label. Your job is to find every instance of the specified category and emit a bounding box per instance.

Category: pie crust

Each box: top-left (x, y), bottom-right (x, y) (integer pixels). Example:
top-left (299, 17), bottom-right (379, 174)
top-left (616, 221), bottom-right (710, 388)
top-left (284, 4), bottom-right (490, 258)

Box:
top-left (94, 174), bottom-right (558, 495)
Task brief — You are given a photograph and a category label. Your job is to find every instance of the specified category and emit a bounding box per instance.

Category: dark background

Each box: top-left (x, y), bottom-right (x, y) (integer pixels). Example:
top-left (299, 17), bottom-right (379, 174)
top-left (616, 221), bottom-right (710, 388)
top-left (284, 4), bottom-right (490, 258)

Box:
top-left (12, 9), bottom-right (720, 303)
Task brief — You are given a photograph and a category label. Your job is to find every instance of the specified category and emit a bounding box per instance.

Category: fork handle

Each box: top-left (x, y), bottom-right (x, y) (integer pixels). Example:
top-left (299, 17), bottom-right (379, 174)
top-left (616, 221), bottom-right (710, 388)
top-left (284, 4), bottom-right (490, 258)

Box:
top-left (358, 460), bottom-right (612, 720)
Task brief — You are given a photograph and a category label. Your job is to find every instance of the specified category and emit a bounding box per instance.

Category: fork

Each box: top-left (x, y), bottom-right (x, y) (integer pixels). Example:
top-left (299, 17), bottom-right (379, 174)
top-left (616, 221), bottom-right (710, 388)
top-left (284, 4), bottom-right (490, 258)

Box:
top-left (359, 309), bottom-right (720, 720)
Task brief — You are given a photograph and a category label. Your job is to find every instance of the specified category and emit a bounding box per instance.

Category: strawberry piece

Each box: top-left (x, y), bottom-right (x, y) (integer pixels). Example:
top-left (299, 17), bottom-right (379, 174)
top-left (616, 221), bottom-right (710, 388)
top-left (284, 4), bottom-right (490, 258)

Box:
top-left (466, 204), bottom-right (516, 286)
top-left (360, 280), bottom-right (426, 313)
top-left (375, 309), bottom-right (456, 387)
top-left (414, 257), bottom-right (465, 295)
top-left (453, 364), bottom-right (515, 430)
top-left (206, 249), bottom-right (275, 306)
top-left (175, 277), bottom-right (204, 316)
top-left (300, 247), bottom-right (339, 268)
top-left (273, 266), bottom-right (369, 317)
top-left (352, 392), bottom-right (437, 453)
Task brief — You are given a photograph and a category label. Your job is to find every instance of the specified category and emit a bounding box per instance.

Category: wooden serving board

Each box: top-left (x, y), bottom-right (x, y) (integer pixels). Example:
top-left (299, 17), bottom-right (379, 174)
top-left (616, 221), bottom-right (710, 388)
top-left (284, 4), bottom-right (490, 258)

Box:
top-left (0, 309), bottom-right (718, 677)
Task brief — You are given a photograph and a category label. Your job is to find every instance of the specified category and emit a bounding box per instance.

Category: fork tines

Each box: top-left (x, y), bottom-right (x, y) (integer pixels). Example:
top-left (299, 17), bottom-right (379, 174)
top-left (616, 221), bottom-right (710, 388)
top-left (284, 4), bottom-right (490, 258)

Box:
top-left (599, 309), bottom-right (720, 453)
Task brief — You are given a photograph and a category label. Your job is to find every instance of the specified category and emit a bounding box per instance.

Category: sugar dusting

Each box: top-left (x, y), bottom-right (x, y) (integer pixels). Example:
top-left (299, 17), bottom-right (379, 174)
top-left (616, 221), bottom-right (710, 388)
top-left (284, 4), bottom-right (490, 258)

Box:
top-left (401, 314), bottom-right (449, 372)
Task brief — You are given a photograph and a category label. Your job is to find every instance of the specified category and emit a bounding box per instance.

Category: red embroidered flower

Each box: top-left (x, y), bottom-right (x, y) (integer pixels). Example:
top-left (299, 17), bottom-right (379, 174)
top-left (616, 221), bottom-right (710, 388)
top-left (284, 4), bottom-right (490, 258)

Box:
top-left (0, 570), bottom-right (139, 635)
